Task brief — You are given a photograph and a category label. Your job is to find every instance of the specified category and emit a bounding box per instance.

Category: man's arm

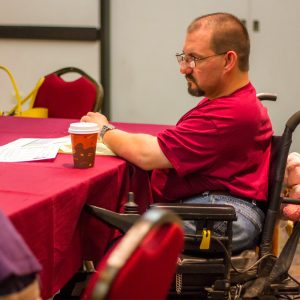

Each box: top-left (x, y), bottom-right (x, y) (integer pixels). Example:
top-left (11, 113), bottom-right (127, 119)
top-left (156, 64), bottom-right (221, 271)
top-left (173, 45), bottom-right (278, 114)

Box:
top-left (81, 112), bottom-right (172, 170)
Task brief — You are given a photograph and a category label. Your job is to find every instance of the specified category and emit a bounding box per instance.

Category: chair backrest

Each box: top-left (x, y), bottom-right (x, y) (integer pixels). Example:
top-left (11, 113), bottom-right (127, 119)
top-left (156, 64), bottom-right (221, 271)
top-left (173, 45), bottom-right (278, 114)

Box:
top-left (82, 208), bottom-right (184, 300)
top-left (33, 67), bottom-right (103, 119)
top-left (260, 111), bottom-right (300, 257)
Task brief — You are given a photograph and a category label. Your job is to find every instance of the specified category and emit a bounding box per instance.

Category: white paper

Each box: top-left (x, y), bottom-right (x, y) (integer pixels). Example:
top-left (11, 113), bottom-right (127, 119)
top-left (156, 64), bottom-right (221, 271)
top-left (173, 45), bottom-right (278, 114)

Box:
top-left (0, 138), bottom-right (62, 162)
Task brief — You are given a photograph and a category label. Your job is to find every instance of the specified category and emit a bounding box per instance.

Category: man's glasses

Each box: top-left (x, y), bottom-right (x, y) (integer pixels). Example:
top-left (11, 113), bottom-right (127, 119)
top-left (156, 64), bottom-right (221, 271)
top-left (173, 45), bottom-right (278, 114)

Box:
top-left (176, 52), bottom-right (227, 68)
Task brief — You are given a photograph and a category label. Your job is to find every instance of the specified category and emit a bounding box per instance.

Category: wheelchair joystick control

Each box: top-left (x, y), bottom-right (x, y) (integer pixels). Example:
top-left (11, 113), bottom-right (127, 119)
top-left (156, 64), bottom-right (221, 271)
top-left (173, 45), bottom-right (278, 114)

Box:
top-left (124, 192), bottom-right (139, 214)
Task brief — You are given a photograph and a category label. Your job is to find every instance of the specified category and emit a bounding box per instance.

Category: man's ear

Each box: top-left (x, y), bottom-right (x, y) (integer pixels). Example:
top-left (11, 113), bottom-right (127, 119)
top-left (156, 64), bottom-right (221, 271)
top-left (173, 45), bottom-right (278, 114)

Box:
top-left (223, 51), bottom-right (238, 72)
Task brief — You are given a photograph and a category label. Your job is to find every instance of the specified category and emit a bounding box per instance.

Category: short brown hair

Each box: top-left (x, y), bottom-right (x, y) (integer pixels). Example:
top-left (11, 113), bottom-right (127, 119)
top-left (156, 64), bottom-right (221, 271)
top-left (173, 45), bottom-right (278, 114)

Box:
top-left (188, 12), bottom-right (250, 71)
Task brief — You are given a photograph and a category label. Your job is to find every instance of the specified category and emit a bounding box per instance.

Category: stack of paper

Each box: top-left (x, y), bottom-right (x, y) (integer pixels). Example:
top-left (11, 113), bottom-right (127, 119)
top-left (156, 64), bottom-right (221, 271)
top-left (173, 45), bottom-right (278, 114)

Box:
top-left (0, 136), bottom-right (115, 162)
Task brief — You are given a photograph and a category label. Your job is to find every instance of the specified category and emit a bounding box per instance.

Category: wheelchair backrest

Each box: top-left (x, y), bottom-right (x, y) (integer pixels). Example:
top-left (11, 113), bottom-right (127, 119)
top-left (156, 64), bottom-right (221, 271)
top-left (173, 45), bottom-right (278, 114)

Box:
top-left (260, 111), bottom-right (300, 257)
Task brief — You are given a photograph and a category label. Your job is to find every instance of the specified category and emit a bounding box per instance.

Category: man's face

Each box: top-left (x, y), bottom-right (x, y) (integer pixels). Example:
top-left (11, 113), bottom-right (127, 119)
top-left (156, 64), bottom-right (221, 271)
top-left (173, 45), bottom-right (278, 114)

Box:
top-left (180, 29), bottom-right (225, 99)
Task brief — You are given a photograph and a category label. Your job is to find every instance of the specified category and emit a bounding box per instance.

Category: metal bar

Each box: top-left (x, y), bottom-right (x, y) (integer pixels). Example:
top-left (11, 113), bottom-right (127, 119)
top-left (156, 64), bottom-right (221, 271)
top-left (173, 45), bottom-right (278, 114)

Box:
top-left (101, 0), bottom-right (110, 117)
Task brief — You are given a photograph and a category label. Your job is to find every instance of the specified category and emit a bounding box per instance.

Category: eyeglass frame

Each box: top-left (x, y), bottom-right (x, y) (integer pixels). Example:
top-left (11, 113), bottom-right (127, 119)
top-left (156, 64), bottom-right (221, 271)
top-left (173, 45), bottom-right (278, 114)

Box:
top-left (176, 51), bottom-right (228, 68)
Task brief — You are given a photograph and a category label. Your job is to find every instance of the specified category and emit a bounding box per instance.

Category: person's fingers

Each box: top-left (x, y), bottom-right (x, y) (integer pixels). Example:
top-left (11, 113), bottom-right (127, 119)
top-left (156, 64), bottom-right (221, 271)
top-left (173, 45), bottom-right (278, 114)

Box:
top-left (80, 115), bottom-right (90, 122)
top-left (86, 111), bottom-right (101, 117)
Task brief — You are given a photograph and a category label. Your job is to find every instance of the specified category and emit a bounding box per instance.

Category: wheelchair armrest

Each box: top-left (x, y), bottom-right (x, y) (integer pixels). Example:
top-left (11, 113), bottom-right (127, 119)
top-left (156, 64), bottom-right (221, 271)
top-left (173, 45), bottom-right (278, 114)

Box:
top-left (256, 93), bottom-right (277, 101)
top-left (85, 204), bottom-right (140, 233)
top-left (85, 202), bottom-right (237, 237)
top-left (150, 203), bottom-right (237, 221)
top-left (281, 197), bottom-right (300, 205)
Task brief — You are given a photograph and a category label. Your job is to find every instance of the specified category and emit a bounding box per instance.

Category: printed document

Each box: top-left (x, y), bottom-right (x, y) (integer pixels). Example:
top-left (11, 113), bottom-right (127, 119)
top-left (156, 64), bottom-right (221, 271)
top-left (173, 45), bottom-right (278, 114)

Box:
top-left (0, 138), bottom-right (64, 162)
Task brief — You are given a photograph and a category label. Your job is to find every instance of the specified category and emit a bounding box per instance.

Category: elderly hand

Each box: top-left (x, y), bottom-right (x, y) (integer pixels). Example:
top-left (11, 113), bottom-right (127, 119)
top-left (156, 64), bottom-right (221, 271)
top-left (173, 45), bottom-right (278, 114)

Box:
top-left (80, 112), bottom-right (109, 129)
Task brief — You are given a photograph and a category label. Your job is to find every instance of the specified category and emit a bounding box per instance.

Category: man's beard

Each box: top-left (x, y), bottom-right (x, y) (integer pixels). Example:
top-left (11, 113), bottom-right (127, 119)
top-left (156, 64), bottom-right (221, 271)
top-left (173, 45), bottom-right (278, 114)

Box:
top-left (186, 75), bottom-right (205, 97)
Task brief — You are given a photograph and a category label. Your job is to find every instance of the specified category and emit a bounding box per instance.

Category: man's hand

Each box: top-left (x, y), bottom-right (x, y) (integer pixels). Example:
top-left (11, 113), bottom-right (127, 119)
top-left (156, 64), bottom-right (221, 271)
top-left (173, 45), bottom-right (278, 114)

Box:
top-left (80, 112), bottom-right (172, 170)
top-left (81, 112), bottom-right (109, 129)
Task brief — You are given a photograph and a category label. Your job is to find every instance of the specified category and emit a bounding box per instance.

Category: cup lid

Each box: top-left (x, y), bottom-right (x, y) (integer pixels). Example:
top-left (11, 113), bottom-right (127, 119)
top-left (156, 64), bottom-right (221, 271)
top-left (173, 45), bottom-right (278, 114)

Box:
top-left (68, 122), bottom-right (100, 134)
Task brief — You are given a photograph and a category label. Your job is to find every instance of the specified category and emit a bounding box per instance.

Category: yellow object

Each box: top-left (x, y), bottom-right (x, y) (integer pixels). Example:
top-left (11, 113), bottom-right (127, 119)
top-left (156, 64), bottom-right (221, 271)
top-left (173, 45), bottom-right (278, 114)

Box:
top-left (0, 65), bottom-right (48, 118)
top-left (199, 229), bottom-right (211, 250)
top-left (272, 219), bottom-right (294, 257)
top-left (272, 219), bottom-right (280, 256)
top-left (286, 220), bottom-right (294, 236)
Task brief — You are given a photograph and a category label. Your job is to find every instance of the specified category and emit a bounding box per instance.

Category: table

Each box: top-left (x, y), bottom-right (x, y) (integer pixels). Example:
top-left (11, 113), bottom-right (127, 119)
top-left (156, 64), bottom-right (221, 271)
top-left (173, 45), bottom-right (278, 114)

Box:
top-left (0, 116), bottom-right (172, 299)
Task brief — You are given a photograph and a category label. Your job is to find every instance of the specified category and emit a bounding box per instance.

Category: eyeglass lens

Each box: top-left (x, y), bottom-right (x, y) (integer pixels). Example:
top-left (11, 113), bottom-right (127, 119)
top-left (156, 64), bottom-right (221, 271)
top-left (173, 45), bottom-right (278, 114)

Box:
top-left (176, 54), bottom-right (195, 68)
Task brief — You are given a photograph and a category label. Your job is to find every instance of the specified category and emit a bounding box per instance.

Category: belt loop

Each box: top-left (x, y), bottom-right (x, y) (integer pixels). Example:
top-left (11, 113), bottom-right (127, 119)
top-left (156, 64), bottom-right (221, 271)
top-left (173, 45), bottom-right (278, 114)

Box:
top-left (202, 191), bottom-right (209, 196)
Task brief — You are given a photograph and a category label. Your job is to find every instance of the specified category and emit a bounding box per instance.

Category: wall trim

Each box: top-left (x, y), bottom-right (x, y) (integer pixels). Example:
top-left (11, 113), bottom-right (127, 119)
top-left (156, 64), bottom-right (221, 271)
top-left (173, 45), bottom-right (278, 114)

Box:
top-left (0, 25), bottom-right (101, 41)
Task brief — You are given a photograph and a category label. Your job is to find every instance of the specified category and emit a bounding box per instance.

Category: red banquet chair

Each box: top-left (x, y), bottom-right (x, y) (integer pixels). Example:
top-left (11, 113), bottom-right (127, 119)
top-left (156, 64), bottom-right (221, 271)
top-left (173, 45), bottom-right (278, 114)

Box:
top-left (32, 67), bottom-right (103, 119)
top-left (81, 207), bottom-right (184, 300)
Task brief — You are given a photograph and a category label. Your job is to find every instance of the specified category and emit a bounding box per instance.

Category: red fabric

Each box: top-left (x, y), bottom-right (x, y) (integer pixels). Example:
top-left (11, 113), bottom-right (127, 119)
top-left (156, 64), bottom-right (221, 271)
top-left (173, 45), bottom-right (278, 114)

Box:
top-left (0, 117), bottom-right (165, 299)
top-left (151, 83), bottom-right (273, 202)
top-left (33, 73), bottom-right (97, 119)
top-left (83, 223), bottom-right (184, 300)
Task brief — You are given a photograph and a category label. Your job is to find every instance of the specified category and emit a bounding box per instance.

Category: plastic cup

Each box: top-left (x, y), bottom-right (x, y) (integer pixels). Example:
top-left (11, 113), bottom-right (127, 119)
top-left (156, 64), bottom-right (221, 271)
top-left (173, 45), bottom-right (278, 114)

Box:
top-left (68, 122), bottom-right (100, 168)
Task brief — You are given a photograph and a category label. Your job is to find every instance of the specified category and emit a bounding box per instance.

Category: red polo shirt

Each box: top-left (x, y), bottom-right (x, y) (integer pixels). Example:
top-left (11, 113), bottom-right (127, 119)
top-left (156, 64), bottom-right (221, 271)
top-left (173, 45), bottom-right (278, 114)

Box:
top-left (151, 83), bottom-right (273, 202)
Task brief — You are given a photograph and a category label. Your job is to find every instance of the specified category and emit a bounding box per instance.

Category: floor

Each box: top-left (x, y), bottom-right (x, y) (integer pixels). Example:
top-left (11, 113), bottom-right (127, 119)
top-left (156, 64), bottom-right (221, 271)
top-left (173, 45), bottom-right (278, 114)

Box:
top-left (278, 220), bottom-right (300, 282)
top-left (290, 253), bottom-right (300, 282)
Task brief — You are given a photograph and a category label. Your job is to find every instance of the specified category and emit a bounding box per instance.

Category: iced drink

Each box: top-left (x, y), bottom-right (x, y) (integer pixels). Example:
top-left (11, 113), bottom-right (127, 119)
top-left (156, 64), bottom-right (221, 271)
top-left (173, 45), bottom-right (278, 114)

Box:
top-left (68, 122), bottom-right (100, 168)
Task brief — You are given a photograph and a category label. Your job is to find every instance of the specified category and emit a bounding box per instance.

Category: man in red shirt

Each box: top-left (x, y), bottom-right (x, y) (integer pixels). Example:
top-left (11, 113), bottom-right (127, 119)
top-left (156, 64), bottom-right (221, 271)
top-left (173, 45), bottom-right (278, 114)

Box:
top-left (152, 82), bottom-right (271, 203)
top-left (81, 12), bottom-right (273, 252)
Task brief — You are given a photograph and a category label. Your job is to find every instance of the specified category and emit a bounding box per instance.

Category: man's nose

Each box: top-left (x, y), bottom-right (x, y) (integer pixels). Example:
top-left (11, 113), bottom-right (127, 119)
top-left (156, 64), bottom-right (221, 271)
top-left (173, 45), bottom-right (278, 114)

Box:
top-left (180, 63), bottom-right (193, 75)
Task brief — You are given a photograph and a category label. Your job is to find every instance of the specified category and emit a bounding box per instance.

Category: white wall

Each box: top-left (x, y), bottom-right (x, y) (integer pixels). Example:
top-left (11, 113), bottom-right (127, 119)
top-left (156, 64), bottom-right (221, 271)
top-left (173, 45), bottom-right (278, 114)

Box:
top-left (109, 0), bottom-right (249, 125)
top-left (0, 0), bottom-right (100, 112)
top-left (0, 0), bottom-right (98, 26)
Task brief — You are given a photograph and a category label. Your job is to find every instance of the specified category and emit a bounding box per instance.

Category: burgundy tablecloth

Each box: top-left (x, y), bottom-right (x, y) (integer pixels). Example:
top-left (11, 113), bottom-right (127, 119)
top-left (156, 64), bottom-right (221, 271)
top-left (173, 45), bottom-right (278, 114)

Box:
top-left (0, 116), bottom-right (173, 299)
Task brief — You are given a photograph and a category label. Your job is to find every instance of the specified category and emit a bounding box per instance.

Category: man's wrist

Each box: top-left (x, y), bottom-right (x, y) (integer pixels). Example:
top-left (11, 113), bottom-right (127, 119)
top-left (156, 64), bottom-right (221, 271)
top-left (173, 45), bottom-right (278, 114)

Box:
top-left (100, 124), bottom-right (116, 140)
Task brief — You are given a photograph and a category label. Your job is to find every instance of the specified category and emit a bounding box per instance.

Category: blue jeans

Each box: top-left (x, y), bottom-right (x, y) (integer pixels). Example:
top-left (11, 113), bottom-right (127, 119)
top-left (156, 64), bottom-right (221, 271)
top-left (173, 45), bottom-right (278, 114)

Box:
top-left (183, 192), bottom-right (265, 253)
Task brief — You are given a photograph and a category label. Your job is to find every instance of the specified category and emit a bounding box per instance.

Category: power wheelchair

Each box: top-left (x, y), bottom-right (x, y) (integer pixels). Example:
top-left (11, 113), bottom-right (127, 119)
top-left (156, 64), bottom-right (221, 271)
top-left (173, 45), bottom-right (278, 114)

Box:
top-left (86, 94), bottom-right (300, 299)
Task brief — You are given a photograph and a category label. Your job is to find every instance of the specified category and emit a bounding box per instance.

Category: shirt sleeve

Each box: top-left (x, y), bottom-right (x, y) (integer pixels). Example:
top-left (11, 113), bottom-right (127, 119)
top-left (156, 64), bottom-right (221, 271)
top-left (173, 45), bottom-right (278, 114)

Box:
top-left (157, 112), bottom-right (220, 177)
